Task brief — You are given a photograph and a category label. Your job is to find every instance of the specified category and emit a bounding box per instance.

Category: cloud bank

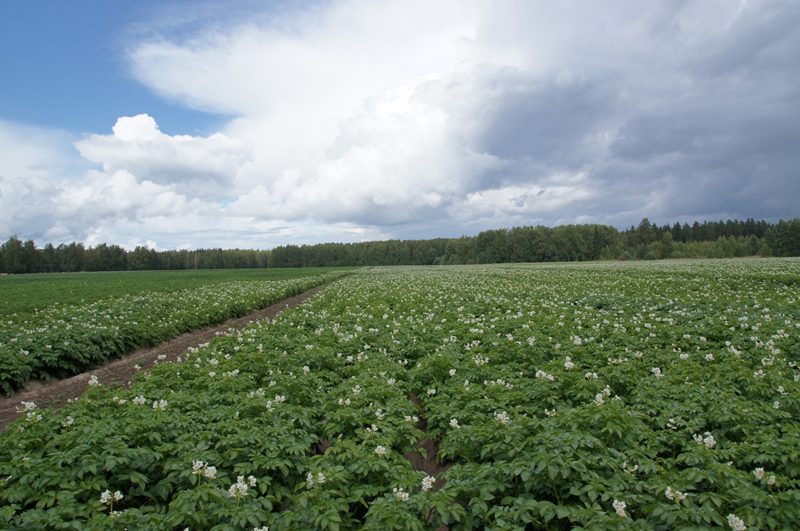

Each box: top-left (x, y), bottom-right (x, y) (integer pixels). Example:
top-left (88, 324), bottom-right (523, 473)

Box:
top-left (2, 0), bottom-right (798, 249)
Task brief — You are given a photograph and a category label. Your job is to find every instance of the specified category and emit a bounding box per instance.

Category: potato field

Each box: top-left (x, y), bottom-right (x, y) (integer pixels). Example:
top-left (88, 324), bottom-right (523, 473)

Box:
top-left (1, 259), bottom-right (799, 530)
top-left (0, 271), bottom-right (350, 395)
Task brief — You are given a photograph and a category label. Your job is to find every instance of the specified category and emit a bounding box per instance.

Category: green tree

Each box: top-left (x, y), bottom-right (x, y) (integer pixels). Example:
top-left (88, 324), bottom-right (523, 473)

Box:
top-left (0, 237), bottom-right (25, 273)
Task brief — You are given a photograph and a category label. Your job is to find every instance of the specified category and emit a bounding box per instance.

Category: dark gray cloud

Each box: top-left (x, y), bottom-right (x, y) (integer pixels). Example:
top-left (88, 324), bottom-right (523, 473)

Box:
top-left (474, 72), bottom-right (619, 166)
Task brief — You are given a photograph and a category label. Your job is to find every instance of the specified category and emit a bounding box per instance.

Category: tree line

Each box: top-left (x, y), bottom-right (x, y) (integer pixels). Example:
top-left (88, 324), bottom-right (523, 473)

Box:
top-left (1, 218), bottom-right (798, 274)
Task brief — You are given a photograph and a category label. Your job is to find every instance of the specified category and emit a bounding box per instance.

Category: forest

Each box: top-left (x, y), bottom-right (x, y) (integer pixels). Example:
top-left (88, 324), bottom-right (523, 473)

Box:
top-left (1, 217), bottom-right (799, 274)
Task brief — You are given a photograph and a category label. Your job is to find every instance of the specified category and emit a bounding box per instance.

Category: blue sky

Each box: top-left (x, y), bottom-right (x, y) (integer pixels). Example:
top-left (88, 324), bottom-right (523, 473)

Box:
top-left (0, 1), bottom-right (231, 135)
top-left (1, 1), bottom-right (799, 250)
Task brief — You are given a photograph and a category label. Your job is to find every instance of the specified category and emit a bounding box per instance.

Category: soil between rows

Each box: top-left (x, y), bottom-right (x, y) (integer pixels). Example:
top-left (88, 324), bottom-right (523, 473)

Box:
top-left (0, 284), bottom-right (327, 430)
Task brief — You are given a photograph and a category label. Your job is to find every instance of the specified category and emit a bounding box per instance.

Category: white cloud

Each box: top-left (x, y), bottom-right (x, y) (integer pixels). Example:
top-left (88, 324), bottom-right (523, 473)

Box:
top-left (52, 169), bottom-right (201, 220)
top-left (0, 120), bottom-right (89, 238)
top-left (75, 114), bottom-right (252, 192)
top-left (3, 0), bottom-right (799, 249)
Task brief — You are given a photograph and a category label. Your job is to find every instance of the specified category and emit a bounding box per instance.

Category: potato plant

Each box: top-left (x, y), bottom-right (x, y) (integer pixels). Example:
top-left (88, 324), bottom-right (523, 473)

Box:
top-left (0, 272), bottom-right (348, 394)
top-left (1, 259), bottom-right (798, 530)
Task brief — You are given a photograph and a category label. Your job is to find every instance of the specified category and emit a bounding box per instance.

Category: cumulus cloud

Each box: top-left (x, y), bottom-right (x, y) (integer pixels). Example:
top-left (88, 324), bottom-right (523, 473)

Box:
top-left (124, 0), bottom-right (799, 241)
top-left (75, 114), bottom-right (252, 193)
top-left (3, 0), bottom-right (799, 249)
top-left (0, 120), bottom-right (90, 239)
top-left (0, 117), bottom-right (242, 247)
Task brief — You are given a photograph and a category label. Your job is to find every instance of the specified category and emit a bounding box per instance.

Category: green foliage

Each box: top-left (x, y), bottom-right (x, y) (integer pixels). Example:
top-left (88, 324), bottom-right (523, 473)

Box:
top-left (0, 267), bottom-right (354, 317)
top-left (0, 272), bottom-right (348, 394)
top-left (1, 260), bottom-right (799, 529)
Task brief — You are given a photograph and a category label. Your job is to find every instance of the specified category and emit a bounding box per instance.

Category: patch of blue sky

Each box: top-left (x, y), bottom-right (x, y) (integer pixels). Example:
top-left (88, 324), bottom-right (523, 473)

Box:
top-left (0, 0), bottom-right (233, 136)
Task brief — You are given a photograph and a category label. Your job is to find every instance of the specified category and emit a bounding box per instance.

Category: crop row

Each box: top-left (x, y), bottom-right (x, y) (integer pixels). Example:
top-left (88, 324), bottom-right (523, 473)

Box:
top-left (1, 259), bottom-right (799, 530)
top-left (0, 271), bottom-right (348, 395)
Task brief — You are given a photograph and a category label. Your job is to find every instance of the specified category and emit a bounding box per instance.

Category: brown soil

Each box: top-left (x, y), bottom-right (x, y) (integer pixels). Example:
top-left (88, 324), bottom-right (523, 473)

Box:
top-left (0, 284), bottom-right (327, 430)
top-left (404, 392), bottom-right (452, 530)
top-left (404, 393), bottom-right (452, 488)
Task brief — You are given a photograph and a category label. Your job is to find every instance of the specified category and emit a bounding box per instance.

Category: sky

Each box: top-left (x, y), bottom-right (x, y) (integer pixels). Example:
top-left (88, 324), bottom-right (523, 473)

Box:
top-left (1, 0), bottom-right (798, 251)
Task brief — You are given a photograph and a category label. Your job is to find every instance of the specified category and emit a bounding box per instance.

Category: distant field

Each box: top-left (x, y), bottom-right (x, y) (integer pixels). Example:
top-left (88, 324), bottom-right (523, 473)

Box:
top-left (0, 267), bottom-right (357, 316)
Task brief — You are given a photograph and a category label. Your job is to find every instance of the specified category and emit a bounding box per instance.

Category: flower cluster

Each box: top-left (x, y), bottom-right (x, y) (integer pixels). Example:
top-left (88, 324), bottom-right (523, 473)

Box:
top-left (100, 489), bottom-right (123, 504)
top-left (265, 395), bottom-right (286, 411)
top-left (693, 432), bottom-right (717, 449)
top-left (421, 475), bottom-right (435, 492)
top-left (449, 418), bottom-right (460, 429)
top-left (612, 499), bottom-right (627, 517)
top-left (594, 385), bottom-right (612, 406)
top-left (472, 355), bottom-right (489, 366)
top-left (229, 475), bottom-right (257, 498)
top-left (375, 445), bottom-right (387, 456)
top-left (727, 514), bottom-right (747, 530)
top-left (535, 370), bottom-right (555, 381)
top-left (393, 487), bottom-right (409, 502)
top-left (100, 489), bottom-right (123, 514)
top-left (494, 411), bottom-right (510, 425)
top-left (753, 468), bottom-right (777, 485)
top-left (306, 472), bottom-right (326, 487)
top-left (665, 486), bottom-right (688, 503)
top-left (16, 401), bottom-right (36, 413)
top-left (87, 375), bottom-right (100, 386)
top-left (191, 460), bottom-right (217, 481)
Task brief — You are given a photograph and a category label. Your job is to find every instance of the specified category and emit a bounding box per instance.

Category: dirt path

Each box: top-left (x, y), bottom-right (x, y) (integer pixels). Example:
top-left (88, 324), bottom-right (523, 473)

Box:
top-left (404, 392), bottom-right (452, 489)
top-left (0, 284), bottom-right (327, 430)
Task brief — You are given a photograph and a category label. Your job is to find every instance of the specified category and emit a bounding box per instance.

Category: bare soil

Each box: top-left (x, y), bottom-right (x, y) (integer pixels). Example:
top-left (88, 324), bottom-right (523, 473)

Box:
top-left (404, 392), bottom-right (452, 489)
top-left (0, 285), bottom-right (327, 430)
top-left (405, 392), bottom-right (452, 530)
